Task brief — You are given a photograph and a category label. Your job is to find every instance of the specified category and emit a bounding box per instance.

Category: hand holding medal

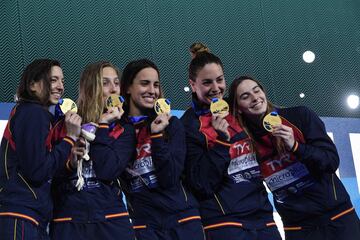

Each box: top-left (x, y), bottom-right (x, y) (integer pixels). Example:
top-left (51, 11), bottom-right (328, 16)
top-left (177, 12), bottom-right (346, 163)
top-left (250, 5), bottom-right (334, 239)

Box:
top-left (265, 112), bottom-right (297, 151)
top-left (100, 94), bottom-right (125, 123)
top-left (49, 98), bottom-right (78, 122)
top-left (210, 98), bottom-right (231, 141)
top-left (58, 98), bottom-right (81, 142)
top-left (151, 98), bottom-right (171, 134)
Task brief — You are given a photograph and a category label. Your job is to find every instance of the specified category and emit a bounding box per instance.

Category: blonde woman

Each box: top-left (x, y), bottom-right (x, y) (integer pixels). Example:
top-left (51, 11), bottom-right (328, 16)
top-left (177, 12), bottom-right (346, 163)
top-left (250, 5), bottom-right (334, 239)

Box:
top-left (50, 61), bottom-right (135, 240)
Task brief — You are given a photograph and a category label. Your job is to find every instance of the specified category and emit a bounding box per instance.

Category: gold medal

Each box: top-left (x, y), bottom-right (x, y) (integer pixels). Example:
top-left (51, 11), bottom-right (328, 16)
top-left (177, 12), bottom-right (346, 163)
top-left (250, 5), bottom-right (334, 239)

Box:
top-left (154, 98), bottom-right (171, 115)
top-left (59, 98), bottom-right (78, 114)
top-left (106, 94), bottom-right (124, 110)
top-left (210, 98), bottom-right (229, 118)
top-left (263, 112), bottom-right (282, 132)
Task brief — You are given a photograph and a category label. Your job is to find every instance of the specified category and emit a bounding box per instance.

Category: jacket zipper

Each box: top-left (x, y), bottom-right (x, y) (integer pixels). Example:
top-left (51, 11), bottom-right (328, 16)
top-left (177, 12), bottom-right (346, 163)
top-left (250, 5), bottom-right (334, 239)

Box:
top-left (180, 181), bottom-right (188, 202)
top-left (18, 173), bottom-right (37, 199)
top-left (214, 193), bottom-right (226, 215)
top-left (332, 174), bottom-right (338, 201)
top-left (4, 142), bottom-right (9, 179)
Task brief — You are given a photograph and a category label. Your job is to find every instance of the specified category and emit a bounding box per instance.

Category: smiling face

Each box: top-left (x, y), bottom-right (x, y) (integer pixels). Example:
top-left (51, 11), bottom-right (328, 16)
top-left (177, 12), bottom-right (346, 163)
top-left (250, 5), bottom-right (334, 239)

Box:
top-left (189, 63), bottom-right (225, 106)
top-left (48, 66), bottom-right (64, 105)
top-left (236, 79), bottom-right (268, 119)
top-left (30, 65), bottom-right (64, 105)
top-left (102, 66), bottom-right (120, 102)
top-left (127, 67), bottom-right (160, 116)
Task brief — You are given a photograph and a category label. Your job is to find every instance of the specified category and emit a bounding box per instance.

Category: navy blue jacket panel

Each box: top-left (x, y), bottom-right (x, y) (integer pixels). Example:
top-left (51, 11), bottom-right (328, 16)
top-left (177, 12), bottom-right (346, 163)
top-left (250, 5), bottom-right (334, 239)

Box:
top-left (51, 120), bottom-right (135, 223)
top-left (0, 102), bottom-right (73, 227)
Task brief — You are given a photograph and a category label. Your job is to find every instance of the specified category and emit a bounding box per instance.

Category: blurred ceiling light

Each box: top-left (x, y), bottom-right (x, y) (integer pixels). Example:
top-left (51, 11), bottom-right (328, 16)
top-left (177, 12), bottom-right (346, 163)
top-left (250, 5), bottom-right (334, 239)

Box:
top-left (303, 51), bottom-right (315, 63)
top-left (347, 94), bottom-right (359, 109)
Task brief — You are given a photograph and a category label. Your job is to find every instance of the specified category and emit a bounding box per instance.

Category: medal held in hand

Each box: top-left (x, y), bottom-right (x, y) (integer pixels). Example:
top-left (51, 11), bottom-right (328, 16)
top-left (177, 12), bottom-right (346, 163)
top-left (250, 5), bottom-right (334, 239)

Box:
top-left (210, 98), bottom-right (229, 118)
top-left (106, 94), bottom-right (124, 111)
top-left (58, 98), bottom-right (78, 114)
top-left (263, 111), bottom-right (282, 132)
top-left (154, 98), bottom-right (171, 115)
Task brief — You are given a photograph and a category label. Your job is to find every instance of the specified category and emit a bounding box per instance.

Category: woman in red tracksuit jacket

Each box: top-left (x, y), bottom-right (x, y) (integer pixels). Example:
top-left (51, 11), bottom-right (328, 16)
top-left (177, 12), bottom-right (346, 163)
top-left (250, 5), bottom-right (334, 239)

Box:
top-left (228, 75), bottom-right (360, 240)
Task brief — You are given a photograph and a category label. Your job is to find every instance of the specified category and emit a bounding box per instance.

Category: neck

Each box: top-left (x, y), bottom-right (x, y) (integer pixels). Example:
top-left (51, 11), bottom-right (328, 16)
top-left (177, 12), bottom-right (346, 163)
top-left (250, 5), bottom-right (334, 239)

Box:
top-left (129, 101), bottom-right (148, 116)
top-left (244, 113), bottom-right (264, 127)
top-left (129, 107), bottom-right (143, 117)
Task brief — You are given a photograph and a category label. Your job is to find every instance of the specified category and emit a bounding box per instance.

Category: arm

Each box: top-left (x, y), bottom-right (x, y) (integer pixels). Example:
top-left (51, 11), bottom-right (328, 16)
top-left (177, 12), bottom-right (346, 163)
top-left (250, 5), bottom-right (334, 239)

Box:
top-left (150, 117), bottom-right (185, 189)
top-left (91, 122), bottom-right (136, 181)
top-left (14, 106), bottom-right (75, 185)
top-left (295, 107), bottom-right (340, 173)
top-left (182, 116), bottom-right (231, 198)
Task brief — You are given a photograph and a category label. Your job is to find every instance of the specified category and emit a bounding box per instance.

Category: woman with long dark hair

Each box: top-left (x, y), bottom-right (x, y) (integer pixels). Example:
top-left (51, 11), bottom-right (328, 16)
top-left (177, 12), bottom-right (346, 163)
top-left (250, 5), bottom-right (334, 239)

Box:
top-left (120, 58), bottom-right (204, 240)
top-left (0, 59), bottom-right (81, 239)
top-left (228, 75), bottom-right (360, 240)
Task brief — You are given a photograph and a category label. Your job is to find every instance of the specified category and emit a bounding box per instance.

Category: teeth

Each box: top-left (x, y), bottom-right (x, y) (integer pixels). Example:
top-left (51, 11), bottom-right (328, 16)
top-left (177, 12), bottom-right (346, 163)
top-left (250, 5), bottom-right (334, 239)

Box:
top-left (252, 102), bottom-right (262, 108)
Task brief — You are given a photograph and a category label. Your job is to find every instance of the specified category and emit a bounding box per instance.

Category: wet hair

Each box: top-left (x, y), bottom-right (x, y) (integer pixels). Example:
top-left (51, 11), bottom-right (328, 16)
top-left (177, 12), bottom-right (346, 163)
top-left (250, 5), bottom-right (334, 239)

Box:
top-left (228, 75), bottom-right (285, 154)
top-left (77, 61), bottom-right (121, 123)
top-left (120, 59), bottom-right (163, 116)
top-left (189, 42), bottom-right (210, 56)
top-left (17, 58), bottom-right (61, 105)
top-left (188, 52), bottom-right (223, 81)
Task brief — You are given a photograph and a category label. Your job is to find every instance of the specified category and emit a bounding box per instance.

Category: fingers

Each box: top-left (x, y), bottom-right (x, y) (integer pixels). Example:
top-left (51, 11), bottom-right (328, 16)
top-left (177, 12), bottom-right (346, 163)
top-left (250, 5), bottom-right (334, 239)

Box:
top-left (211, 115), bottom-right (230, 141)
top-left (159, 113), bottom-right (170, 120)
top-left (272, 124), bottom-right (295, 150)
top-left (154, 114), bottom-right (170, 124)
top-left (150, 114), bottom-right (170, 134)
top-left (212, 115), bottom-right (228, 130)
top-left (76, 138), bottom-right (86, 147)
top-left (65, 111), bottom-right (82, 125)
top-left (99, 107), bottom-right (123, 124)
top-left (65, 111), bottom-right (82, 140)
top-left (107, 107), bottom-right (122, 119)
top-left (272, 124), bottom-right (293, 136)
top-left (72, 147), bottom-right (86, 157)
top-left (219, 118), bottom-right (229, 129)
top-left (118, 107), bottom-right (124, 119)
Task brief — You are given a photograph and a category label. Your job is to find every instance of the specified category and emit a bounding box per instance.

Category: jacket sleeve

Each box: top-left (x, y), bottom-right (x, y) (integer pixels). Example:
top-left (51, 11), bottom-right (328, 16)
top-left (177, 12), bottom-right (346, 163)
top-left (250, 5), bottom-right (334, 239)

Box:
top-left (181, 116), bottom-right (231, 198)
top-left (295, 106), bottom-right (340, 173)
top-left (91, 123), bottom-right (136, 181)
top-left (14, 106), bottom-right (74, 185)
top-left (150, 117), bottom-right (185, 189)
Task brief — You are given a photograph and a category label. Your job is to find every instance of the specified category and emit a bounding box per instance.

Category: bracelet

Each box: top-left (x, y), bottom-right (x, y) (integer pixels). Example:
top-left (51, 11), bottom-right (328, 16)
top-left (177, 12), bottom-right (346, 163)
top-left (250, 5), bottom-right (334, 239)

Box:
top-left (290, 141), bottom-right (299, 152)
top-left (150, 133), bottom-right (163, 139)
